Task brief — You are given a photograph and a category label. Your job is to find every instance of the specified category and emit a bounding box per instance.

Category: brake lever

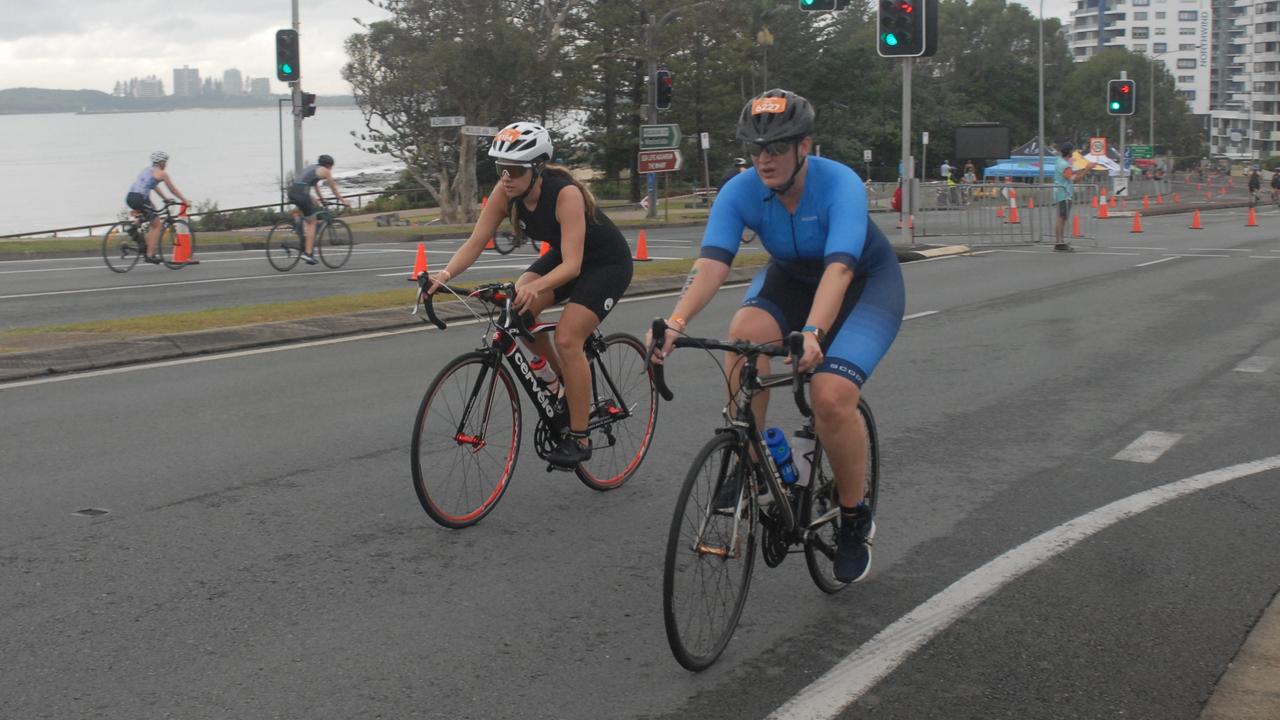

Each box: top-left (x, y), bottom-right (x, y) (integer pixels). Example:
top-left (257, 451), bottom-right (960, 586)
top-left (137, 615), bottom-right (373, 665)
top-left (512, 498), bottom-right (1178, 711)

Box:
top-left (648, 318), bottom-right (674, 402)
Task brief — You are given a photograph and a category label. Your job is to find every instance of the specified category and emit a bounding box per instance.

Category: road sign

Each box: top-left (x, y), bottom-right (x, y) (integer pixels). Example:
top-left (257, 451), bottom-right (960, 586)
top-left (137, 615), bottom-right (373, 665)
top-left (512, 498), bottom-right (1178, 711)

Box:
top-left (700, 132), bottom-right (710, 150)
top-left (1129, 145), bottom-right (1153, 159)
top-left (1089, 136), bottom-right (1107, 156)
top-left (637, 149), bottom-right (683, 173)
top-left (462, 125), bottom-right (499, 137)
top-left (430, 116), bottom-right (466, 128)
top-left (863, 149), bottom-right (873, 162)
top-left (922, 131), bottom-right (930, 145)
top-left (640, 124), bottom-right (682, 150)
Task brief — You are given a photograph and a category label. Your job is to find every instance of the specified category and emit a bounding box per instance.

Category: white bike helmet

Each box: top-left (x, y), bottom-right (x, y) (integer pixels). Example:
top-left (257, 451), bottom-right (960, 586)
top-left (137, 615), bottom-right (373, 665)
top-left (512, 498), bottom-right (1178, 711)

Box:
top-left (488, 122), bottom-right (553, 166)
top-left (151, 150), bottom-right (170, 165)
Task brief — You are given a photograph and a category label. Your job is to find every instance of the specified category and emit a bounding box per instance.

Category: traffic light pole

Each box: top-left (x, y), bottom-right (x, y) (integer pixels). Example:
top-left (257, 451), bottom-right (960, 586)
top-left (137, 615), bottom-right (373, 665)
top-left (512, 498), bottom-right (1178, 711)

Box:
top-left (900, 57), bottom-right (914, 248)
top-left (291, 0), bottom-right (304, 178)
top-left (1118, 70), bottom-right (1126, 196)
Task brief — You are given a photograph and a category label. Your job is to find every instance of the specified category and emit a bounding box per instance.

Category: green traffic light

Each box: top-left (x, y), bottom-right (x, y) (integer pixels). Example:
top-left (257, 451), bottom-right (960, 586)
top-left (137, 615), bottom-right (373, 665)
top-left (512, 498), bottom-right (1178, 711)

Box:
top-left (281, 64), bottom-right (293, 75)
top-left (884, 33), bottom-right (899, 47)
top-left (1110, 101), bottom-right (1120, 110)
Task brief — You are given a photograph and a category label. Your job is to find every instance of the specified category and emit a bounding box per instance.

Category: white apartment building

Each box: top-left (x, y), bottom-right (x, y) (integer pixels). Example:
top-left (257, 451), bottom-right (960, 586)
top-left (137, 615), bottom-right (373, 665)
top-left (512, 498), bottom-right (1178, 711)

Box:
top-left (1207, 0), bottom-right (1280, 158)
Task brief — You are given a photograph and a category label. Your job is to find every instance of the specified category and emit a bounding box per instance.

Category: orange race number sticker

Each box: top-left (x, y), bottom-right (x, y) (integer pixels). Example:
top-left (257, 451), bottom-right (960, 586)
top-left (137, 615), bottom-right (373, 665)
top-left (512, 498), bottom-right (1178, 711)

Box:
top-left (751, 97), bottom-right (788, 115)
top-left (494, 128), bottom-right (521, 143)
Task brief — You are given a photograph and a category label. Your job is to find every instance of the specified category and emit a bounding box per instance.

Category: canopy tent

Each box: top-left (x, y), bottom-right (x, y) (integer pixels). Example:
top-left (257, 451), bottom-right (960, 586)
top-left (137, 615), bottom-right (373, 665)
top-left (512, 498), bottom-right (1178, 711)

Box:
top-left (982, 138), bottom-right (1125, 179)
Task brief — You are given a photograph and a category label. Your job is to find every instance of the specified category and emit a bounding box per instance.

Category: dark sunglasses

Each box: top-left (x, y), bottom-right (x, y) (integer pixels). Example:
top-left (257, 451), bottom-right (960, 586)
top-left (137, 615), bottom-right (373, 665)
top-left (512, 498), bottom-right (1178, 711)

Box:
top-left (744, 138), bottom-right (798, 158)
top-left (495, 163), bottom-right (532, 179)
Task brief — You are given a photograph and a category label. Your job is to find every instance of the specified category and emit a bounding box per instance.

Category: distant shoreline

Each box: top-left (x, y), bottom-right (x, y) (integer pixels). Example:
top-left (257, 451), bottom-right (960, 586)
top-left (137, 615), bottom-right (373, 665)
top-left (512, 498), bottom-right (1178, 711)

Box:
top-left (0, 87), bottom-right (358, 115)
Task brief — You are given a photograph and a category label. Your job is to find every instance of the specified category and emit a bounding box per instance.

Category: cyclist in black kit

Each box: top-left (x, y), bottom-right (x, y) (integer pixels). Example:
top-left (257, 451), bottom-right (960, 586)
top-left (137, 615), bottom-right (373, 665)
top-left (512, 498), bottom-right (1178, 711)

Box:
top-left (287, 155), bottom-right (350, 264)
top-left (426, 122), bottom-right (634, 467)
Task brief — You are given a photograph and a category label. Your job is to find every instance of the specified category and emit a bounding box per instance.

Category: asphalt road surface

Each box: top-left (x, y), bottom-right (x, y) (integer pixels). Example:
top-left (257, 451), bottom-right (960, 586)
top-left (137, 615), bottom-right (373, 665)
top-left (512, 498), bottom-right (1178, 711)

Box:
top-left (1, 207), bottom-right (1278, 719)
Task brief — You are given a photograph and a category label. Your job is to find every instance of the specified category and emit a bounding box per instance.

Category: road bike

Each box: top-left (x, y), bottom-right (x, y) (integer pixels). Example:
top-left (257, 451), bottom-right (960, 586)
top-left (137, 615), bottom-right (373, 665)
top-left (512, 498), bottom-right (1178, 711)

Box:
top-left (647, 319), bottom-right (880, 671)
top-left (266, 199), bottom-right (353, 271)
top-left (492, 230), bottom-right (545, 255)
top-left (102, 200), bottom-right (196, 273)
top-left (409, 277), bottom-right (659, 528)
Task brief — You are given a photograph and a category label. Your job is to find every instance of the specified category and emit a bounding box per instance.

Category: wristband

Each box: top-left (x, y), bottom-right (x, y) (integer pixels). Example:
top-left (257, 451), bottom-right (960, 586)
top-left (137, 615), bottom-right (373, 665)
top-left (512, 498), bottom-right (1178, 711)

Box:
top-left (667, 316), bottom-right (687, 331)
top-left (801, 325), bottom-right (826, 343)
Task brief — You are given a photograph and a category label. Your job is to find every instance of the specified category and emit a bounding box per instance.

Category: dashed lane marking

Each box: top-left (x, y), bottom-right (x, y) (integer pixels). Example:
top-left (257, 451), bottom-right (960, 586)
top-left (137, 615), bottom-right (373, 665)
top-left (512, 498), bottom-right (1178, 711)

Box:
top-left (1112, 431), bottom-right (1184, 463)
top-left (1136, 256), bottom-right (1181, 268)
top-left (1234, 356), bottom-right (1276, 373)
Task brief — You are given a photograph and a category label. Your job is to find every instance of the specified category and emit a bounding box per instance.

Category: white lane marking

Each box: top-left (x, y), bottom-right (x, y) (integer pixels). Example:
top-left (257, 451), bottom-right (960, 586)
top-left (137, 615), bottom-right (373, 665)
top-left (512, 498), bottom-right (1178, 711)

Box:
top-left (1112, 431), bottom-right (1184, 463)
top-left (768, 453), bottom-right (1280, 720)
top-left (903, 310), bottom-right (938, 320)
top-left (1165, 253), bottom-right (1230, 258)
top-left (1111, 246), bottom-right (1169, 250)
top-left (1079, 251), bottom-right (1141, 256)
top-left (908, 254), bottom-right (966, 264)
top-left (1234, 356), bottom-right (1276, 373)
top-left (375, 264), bottom-right (534, 277)
top-left (1189, 248), bottom-right (1251, 253)
top-left (1136, 256), bottom-right (1180, 268)
top-left (1248, 255), bottom-right (1280, 260)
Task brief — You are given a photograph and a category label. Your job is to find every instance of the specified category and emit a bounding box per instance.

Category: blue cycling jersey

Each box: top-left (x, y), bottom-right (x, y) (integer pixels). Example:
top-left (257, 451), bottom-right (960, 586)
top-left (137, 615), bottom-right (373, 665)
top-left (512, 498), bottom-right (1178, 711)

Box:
top-left (128, 167), bottom-right (160, 196)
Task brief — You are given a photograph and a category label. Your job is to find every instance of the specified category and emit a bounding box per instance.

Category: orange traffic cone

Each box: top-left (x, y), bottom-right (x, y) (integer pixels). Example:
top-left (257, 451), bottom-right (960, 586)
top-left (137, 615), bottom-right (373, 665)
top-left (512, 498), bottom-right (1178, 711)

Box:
top-left (411, 242), bottom-right (428, 279)
top-left (1219, 187), bottom-right (1227, 196)
top-left (1142, 195), bottom-right (1150, 211)
top-left (1173, 193), bottom-right (1180, 204)
top-left (1189, 209), bottom-right (1203, 230)
top-left (996, 206), bottom-right (1005, 219)
top-left (1156, 194), bottom-right (1163, 205)
top-left (1007, 206), bottom-right (1020, 224)
top-left (1071, 214), bottom-right (1082, 238)
top-left (1109, 195), bottom-right (1117, 209)
top-left (1028, 195), bottom-right (1036, 209)
top-left (633, 229), bottom-right (651, 261)
top-left (1091, 195), bottom-right (1099, 209)
top-left (539, 239), bottom-right (549, 257)
top-left (1130, 212), bottom-right (1144, 233)
top-left (909, 215), bottom-right (915, 229)
top-left (1247, 206), bottom-right (1259, 227)
top-left (1098, 202), bottom-right (1110, 219)
top-left (173, 204), bottom-right (194, 263)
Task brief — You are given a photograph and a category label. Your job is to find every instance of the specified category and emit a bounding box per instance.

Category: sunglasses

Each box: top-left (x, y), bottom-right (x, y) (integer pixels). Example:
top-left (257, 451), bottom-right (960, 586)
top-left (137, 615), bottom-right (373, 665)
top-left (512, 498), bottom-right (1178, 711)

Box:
top-left (495, 163), bottom-right (533, 179)
top-left (744, 138), bottom-right (799, 158)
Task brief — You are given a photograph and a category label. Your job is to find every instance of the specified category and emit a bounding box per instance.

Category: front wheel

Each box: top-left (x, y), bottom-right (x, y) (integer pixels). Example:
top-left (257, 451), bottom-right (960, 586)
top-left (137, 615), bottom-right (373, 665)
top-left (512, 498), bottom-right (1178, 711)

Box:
top-left (411, 352), bottom-right (522, 529)
top-left (663, 432), bottom-right (757, 671)
top-left (266, 220), bottom-right (302, 271)
top-left (102, 223), bottom-right (142, 273)
top-left (493, 231), bottom-right (518, 255)
top-left (574, 333), bottom-right (659, 491)
top-left (319, 219), bottom-right (354, 269)
top-left (159, 220), bottom-right (196, 269)
top-left (803, 398), bottom-right (879, 594)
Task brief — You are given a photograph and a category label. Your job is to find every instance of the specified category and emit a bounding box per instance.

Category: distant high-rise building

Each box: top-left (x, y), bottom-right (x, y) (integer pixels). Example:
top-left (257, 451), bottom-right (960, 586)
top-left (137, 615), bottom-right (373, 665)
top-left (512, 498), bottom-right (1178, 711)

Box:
top-left (172, 66), bottom-right (200, 97)
top-left (249, 77), bottom-right (272, 96)
top-left (136, 75), bottom-right (165, 98)
top-left (223, 68), bottom-right (244, 95)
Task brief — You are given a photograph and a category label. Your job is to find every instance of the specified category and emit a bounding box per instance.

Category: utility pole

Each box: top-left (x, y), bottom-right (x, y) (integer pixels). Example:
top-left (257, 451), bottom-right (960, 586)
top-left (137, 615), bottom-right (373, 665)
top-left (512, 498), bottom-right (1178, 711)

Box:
top-left (291, 0), bottom-right (304, 176)
top-left (1119, 69), bottom-right (1127, 195)
top-left (900, 58), bottom-right (914, 247)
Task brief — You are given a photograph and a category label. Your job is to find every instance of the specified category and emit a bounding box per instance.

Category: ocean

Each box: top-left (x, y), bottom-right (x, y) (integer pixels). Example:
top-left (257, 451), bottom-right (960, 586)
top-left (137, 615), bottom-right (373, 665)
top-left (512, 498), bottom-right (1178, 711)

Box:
top-left (0, 106), bottom-right (402, 236)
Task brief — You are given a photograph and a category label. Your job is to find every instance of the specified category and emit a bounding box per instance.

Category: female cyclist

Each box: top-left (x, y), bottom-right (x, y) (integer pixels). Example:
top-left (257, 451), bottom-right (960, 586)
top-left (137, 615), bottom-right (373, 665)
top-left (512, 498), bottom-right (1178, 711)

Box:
top-left (651, 89), bottom-right (905, 583)
top-left (427, 122), bottom-right (634, 467)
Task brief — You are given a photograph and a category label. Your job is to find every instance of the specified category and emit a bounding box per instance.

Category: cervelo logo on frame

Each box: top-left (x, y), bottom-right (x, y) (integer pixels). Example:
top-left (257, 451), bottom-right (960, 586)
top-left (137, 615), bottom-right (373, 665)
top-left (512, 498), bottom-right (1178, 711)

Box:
top-left (752, 97), bottom-right (788, 115)
top-left (494, 128), bottom-right (521, 143)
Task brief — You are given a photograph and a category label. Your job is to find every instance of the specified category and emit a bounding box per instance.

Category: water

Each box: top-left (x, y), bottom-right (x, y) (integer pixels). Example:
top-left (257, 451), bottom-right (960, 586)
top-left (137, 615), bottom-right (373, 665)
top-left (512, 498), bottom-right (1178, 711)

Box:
top-left (0, 106), bottom-right (401, 236)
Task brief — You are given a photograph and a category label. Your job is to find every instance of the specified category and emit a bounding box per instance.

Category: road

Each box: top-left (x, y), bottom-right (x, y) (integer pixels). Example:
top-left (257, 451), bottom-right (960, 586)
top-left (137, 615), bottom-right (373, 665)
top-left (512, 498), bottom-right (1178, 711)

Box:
top-left (1, 208), bottom-right (1279, 719)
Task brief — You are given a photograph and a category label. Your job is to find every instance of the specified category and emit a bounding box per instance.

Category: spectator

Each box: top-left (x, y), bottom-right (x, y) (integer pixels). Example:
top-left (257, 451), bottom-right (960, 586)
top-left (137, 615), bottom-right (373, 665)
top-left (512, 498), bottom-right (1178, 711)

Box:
top-left (939, 159), bottom-right (952, 181)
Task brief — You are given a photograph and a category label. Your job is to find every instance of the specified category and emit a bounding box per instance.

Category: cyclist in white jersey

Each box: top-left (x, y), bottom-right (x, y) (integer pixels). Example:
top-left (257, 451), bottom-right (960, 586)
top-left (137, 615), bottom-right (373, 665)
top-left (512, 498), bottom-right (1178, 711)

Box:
top-left (125, 151), bottom-right (191, 264)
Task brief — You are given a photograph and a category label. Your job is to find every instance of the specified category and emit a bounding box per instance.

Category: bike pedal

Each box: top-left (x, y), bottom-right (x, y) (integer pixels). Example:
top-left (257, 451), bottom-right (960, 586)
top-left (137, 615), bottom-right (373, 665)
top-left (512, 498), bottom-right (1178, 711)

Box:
top-left (545, 462), bottom-right (574, 473)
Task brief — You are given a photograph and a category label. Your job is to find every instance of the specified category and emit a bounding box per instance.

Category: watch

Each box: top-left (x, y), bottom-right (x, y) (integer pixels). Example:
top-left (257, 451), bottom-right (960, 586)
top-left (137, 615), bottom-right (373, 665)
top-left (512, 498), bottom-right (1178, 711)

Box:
top-left (801, 325), bottom-right (826, 343)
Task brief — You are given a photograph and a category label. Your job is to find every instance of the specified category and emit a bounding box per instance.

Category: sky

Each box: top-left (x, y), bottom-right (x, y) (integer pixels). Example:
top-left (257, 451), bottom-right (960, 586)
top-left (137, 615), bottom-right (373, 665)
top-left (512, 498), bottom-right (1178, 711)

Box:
top-left (2, 1), bottom-right (1072, 97)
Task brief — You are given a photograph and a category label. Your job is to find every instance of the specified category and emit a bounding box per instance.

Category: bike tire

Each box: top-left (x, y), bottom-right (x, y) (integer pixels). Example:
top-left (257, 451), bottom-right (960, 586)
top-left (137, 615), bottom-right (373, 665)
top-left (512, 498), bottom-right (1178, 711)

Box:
top-left (663, 432), bottom-right (757, 671)
top-left (803, 398), bottom-right (879, 594)
top-left (493, 231), bottom-right (518, 255)
top-left (411, 352), bottom-right (522, 529)
top-left (266, 220), bottom-right (302, 271)
top-left (102, 223), bottom-right (141, 273)
top-left (574, 333), bottom-right (659, 491)
top-left (319, 219), bottom-right (354, 269)
top-left (159, 219), bottom-right (196, 269)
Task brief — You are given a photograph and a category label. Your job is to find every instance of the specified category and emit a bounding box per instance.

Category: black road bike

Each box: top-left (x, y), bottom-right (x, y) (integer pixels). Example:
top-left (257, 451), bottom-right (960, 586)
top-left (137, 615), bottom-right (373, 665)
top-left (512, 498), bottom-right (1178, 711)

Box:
top-left (409, 278), bottom-right (659, 528)
top-left (492, 230), bottom-right (545, 255)
top-left (648, 319), bottom-right (880, 671)
top-left (102, 200), bottom-right (196, 273)
top-left (266, 199), bottom-right (353, 271)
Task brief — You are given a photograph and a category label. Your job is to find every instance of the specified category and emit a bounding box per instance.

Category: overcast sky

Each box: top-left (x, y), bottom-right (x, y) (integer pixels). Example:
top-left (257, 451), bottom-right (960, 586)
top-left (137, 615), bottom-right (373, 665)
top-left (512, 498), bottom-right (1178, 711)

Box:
top-left (2, 1), bottom-right (1072, 97)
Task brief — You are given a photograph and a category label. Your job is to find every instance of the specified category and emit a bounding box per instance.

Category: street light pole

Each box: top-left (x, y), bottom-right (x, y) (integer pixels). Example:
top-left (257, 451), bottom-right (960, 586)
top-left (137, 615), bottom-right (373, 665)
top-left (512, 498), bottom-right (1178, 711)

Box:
top-left (1037, 0), bottom-right (1046, 185)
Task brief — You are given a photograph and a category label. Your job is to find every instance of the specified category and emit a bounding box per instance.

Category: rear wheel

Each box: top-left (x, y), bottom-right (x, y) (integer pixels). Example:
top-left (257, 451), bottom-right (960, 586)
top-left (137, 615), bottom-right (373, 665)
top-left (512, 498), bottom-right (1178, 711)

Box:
top-left (663, 433), bottom-right (757, 671)
top-left (102, 223), bottom-right (142, 273)
top-left (411, 352), bottom-right (522, 529)
top-left (159, 220), bottom-right (196, 269)
top-left (574, 333), bottom-right (659, 491)
top-left (804, 399), bottom-right (879, 593)
top-left (493, 231), bottom-right (518, 255)
top-left (266, 219), bottom-right (302, 271)
top-left (319, 219), bottom-right (354, 269)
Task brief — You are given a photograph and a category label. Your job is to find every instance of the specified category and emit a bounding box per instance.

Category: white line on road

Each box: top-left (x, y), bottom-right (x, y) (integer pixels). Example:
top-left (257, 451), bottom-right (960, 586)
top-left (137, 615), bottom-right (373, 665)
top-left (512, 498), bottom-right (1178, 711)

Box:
top-left (1135, 256), bottom-right (1180, 268)
top-left (1112, 431), bottom-right (1184, 463)
top-left (1234, 356), bottom-right (1276, 373)
top-left (1110, 246), bottom-right (1169, 251)
top-left (1165, 253), bottom-right (1231, 258)
top-left (1189, 248), bottom-right (1252, 253)
top-left (767, 453), bottom-right (1280, 720)
top-left (903, 310), bottom-right (938, 320)
top-left (1080, 251), bottom-right (1142, 256)
top-left (0, 264), bottom-right (416, 300)
top-left (1248, 255), bottom-right (1280, 260)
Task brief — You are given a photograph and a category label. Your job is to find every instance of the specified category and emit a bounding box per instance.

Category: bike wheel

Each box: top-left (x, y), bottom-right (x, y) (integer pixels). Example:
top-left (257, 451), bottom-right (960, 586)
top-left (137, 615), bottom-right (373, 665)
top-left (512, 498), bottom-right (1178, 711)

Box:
top-left (159, 219), bottom-right (195, 269)
top-left (102, 223), bottom-right (141, 273)
top-left (493, 231), bottom-right (518, 255)
top-left (663, 433), bottom-right (757, 671)
top-left (411, 352), bottom-right (522, 529)
top-left (266, 220), bottom-right (302, 271)
top-left (803, 398), bottom-right (879, 594)
top-left (319, 219), bottom-right (354, 269)
top-left (575, 333), bottom-right (659, 491)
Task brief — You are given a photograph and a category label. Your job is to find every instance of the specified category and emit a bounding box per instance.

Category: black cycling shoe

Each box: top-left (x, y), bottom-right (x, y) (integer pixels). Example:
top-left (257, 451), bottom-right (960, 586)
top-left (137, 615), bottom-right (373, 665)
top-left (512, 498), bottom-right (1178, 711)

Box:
top-left (547, 433), bottom-right (591, 468)
top-left (833, 506), bottom-right (876, 583)
top-left (143, 255), bottom-right (162, 264)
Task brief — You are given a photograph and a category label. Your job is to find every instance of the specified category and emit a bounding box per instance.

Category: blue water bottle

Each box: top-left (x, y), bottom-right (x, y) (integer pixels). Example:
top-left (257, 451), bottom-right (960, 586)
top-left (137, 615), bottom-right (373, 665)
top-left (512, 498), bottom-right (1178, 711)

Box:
top-left (764, 427), bottom-right (798, 485)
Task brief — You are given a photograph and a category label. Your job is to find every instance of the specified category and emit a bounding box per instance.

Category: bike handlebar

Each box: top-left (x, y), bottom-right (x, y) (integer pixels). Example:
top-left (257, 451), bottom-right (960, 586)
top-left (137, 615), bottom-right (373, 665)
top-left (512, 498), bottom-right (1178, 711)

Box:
top-left (414, 276), bottom-right (535, 337)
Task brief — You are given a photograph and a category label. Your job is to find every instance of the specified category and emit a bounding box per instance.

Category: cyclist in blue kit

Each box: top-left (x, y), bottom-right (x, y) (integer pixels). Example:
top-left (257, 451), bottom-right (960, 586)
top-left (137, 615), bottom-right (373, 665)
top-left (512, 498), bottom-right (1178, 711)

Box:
top-left (652, 89), bottom-right (905, 583)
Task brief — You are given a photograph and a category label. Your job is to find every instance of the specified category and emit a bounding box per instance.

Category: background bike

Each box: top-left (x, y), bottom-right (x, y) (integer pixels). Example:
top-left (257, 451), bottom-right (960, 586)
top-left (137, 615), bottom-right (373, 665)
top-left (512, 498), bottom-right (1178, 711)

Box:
top-left (266, 199), bottom-right (353, 271)
top-left (102, 200), bottom-right (196, 273)
top-left (409, 278), bottom-right (659, 529)
top-left (648, 319), bottom-right (880, 671)
top-left (491, 229), bottom-right (545, 255)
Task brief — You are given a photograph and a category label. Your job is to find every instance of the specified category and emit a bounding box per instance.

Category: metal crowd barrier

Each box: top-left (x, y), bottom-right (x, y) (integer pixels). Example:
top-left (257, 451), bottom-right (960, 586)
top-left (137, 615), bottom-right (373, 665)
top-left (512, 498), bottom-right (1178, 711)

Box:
top-left (910, 182), bottom-right (1104, 246)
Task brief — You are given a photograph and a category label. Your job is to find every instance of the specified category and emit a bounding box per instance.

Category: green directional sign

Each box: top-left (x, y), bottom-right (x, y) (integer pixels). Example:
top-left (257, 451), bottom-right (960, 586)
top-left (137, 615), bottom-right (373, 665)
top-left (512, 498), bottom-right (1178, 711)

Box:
top-left (640, 124), bottom-right (681, 150)
top-left (1129, 145), bottom-right (1153, 159)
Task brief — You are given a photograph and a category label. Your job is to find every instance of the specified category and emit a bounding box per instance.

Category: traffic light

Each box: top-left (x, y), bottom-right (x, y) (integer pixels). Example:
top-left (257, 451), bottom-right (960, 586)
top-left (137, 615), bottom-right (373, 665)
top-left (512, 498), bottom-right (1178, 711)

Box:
top-left (1107, 79), bottom-right (1136, 115)
top-left (275, 29), bottom-right (300, 83)
top-left (799, 0), bottom-right (849, 9)
top-left (655, 69), bottom-right (673, 111)
top-left (301, 92), bottom-right (317, 118)
top-left (877, 0), bottom-right (938, 58)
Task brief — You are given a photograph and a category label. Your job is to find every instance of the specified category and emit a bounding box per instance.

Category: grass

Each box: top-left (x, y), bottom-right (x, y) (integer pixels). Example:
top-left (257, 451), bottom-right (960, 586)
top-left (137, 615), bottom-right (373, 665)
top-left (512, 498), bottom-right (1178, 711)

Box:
top-left (0, 254), bottom-right (765, 352)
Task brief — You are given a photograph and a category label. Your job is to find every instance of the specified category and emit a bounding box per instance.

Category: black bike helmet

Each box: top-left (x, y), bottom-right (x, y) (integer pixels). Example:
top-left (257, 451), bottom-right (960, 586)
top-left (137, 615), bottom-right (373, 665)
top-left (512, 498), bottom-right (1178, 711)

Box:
top-left (318, 154), bottom-right (335, 167)
top-left (736, 89), bottom-right (815, 145)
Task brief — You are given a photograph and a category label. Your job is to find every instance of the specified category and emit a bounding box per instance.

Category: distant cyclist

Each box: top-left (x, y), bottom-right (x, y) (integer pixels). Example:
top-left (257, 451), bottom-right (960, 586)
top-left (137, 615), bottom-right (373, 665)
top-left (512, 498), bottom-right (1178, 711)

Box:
top-left (426, 122), bottom-right (634, 468)
top-left (1247, 167), bottom-right (1262, 207)
top-left (1269, 169), bottom-right (1280, 205)
top-left (287, 155), bottom-right (350, 265)
top-left (125, 151), bottom-right (191, 264)
top-left (651, 89), bottom-right (905, 583)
